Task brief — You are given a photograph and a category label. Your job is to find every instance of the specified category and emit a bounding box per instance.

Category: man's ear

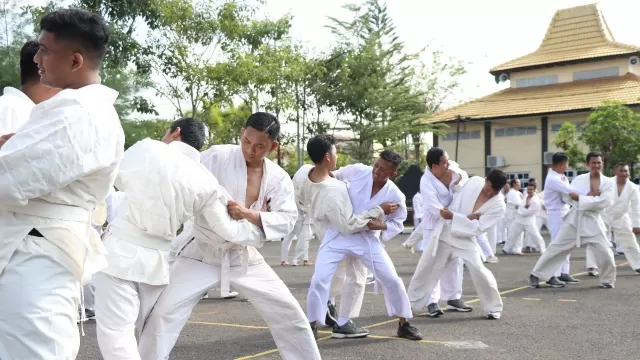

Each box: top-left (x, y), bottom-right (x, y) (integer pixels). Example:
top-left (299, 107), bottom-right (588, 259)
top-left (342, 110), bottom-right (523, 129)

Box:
top-left (70, 52), bottom-right (84, 72)
top-left (270, 141), bottom-right (279, 152)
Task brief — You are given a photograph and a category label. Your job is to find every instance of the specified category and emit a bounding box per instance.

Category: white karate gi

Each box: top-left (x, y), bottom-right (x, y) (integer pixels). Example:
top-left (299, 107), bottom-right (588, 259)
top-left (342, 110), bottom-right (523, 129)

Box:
top-left (97, 139), bottom-right (249, 359)
top-left (0, 84), bottom-right (124, 359)
top-left (532, 173), bottom-right (617, 285)
top-left (281, 164), bottom-right (314, 264)
top-left (412, 192), bottom-right (424, 251)
top-left (408, 176), bottom-right (505, 315)
top-left (503, 188), bottom-right (524, 253)
top-left (406, 165), bottom-right (467, 306)
top-left (138, 145), bottom-right (320, 360)
top-left (327, 164), bottom-right (408, 321)
top-left (476, 232), bottom-right (495, 260)
top-left (544, 170), bottom-right (580, 277)
top-left (0, 86), bottom-right (35, 134)
top-left (307, 164), bottom-right (412, 324)
top-left (504, 194), bottom-right (545, 254)
top-left (525, 190), bottom-right (548, 250)
top-left (601, 178), bottom-right (640, 271)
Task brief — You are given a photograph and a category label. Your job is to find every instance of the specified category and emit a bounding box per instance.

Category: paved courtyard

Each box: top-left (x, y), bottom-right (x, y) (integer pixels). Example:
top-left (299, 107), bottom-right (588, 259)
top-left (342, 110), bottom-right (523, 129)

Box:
top-left (77, 232), bottom-right (640, 359)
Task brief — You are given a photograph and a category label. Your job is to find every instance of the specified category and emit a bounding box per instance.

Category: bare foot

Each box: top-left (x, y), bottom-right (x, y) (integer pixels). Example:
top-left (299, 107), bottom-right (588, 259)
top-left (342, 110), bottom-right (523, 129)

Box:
top-left (281, 261), bottom-right (290, 266)
top-left (303, 261), bottom-right (314, 266)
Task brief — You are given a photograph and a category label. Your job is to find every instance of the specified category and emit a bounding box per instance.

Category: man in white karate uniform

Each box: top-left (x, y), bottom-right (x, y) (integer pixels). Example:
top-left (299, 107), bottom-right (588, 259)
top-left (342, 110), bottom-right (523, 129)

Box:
top-left (404, 147), bottom-right (472, 317)
top-left (530, 152), bottom-right (617, 289)
top-left (138, 113), bottom-right (320, 360)
top-left (0, 9), bottom-right (123, 359)
top-left (281, 163), bottom-right (314, 266)
top-left (523, 178), bottom-right (547, 253)
top-left (501, 179), bottom-right (524, 255)
top-left (0, 40), bottom-right (59, 135)
top-left (601, 163), bottom-right (640, 274)
top-left (504, 183), bottom-right (546, 254)
top-left (302, 135), bottom-right (422, 340)
top-left (408, 168), bottom-right (508, 319)
top-left (96, 118), bottom-right (252, 359)
top-left (534, 153), bottom-right (582, 287)
top-left (321, 151), bottom-right (417, 339)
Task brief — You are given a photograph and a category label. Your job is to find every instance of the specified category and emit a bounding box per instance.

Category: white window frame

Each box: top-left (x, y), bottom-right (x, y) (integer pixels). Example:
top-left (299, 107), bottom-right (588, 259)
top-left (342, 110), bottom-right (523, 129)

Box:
top-left (573, 67), bottom-right (619, 81)
top-left (515, 75), bottom-right (558, 88)
top-left (495, 126), bottom-right (537, 137)
top-left (443, 130), bottom-right (481, 141)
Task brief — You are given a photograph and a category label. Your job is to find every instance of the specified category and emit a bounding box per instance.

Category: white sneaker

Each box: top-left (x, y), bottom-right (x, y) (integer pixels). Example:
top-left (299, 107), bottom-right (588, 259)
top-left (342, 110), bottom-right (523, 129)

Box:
top-left (487, 312), bottom-right (501, 320)
top-left (222, 291), bottom-right (239, 299)
top-left (485, 256), bottom-right (499, 263)
top-left (401, 242), bottom-right (415, 254)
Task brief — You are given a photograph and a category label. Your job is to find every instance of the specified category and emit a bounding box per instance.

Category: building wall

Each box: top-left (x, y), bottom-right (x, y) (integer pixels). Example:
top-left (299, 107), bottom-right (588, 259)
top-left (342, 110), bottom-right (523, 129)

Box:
top-left (508, 58), bottom-right (631, 88)
top-left (491, 117), bottom-right (542, 181)
top-left (439, 122), bottom-right (485, 176)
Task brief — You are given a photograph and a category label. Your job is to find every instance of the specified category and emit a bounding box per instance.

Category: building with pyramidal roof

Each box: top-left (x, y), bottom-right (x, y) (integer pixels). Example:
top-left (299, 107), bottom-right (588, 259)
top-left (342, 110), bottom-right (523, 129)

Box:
top-left (420, 3), bottom-right (640, 185)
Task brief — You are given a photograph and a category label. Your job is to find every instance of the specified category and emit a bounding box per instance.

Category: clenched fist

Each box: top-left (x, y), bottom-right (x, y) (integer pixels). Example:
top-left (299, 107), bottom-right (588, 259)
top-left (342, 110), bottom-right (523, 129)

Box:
top-left (0, 133), bottom-right (15, 148)
top-left (380, 202), bottom-right (399, 215)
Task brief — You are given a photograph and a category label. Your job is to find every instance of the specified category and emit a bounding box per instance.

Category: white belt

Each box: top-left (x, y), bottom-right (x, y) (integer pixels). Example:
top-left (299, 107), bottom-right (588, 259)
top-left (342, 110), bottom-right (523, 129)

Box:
top-left (3, 199), bottom-right (90, 222)
top-left (107, 218), bottom-right (172, 251)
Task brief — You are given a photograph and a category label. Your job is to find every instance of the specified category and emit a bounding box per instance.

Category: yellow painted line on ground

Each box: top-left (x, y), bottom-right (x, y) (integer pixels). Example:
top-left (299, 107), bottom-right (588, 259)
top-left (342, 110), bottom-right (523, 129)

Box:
top-left (522, 298), bottom-right (541, 301)
top-left (557, 299), bottom-right (577, 302)
top-left (229, 260), bottom-right (632, 359)
top-left (187, 321), bottom-right (269, 329)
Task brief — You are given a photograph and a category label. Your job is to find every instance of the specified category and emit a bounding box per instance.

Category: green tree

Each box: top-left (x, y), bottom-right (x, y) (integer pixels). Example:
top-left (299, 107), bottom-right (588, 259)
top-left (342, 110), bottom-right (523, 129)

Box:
top-left (582, 101), bottom-right (640, 174)
top-left (121, 119), bottom-right (172, 149)
top-left (0, 0), bottom-right (34, 89)
top-left (552, 122), bottom-right (585, 169)
top-left (201, 101), bottom-right (251, 146)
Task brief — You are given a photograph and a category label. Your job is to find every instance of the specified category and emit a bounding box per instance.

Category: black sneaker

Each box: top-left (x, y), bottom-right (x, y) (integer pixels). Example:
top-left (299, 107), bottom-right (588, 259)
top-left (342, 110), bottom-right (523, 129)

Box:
top-left (546, 276), bottom-right (566, 288)
top-left (558, 273), bottom-right (580, 284)
top-left (427, 303), bottom-right (444, 317)
top-left (529, 274), bottom-right (540, 288)
top-left (397, 322), bottom-right (423, 340)
top-left (587, 268), bottom-right (599, 277)
top-left (446, 299), bottom-right (473, 312)
top-left (635, 269), bottom-right (640, 275)
top-left (325, 301), bottom-right (337, 327)
top-left (85, 309), bottom-right (96, 321)
top-left (332, 319), bottom-right (369, 339)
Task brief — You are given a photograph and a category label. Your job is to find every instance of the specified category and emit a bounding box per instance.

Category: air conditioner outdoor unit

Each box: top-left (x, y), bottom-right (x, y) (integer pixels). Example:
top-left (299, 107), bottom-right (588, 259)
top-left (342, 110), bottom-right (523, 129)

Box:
top-left (487, 155), bottom-right (506, 168)
top-left (543, 151), bottom-right (555, 165)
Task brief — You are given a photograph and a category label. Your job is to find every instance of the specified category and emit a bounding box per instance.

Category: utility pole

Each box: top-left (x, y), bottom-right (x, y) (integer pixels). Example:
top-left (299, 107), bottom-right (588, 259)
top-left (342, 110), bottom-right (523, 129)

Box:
top-left (454, 115), bottom-right (461, 162)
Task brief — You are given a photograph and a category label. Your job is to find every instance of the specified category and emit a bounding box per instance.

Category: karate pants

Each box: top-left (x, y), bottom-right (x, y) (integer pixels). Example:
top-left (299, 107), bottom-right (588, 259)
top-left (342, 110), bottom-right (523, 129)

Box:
top-left (413, 218), bottom-right (425, 252)
top-left (504, 223), bottom-right (546, 254)
top-left (281, 219), bottom-right (313, 263)
top-left (476, 233), bottom-right (495, 259)
top-left (329, 257), bottom-right (367, 319)
top-left (0, 235), bottom-right (81, 360)
top-left (532, 229), bottom-right (616, 284)
top-left (496, 217), bottom-right (507, 244)
top-left (307, 240), bottom-right (412, 324)
top-left (607, 225), bottom-right (640, 270)
top-left (408, 241), bottom-right (503, 314)
top-left (95, 273), bottom-right (165, 360)
top-left (547, 212), bottom-right (571, 276)
top-left (83, 274), bottom-right (96, 311)
top-left (138, 257), bottom-right (320, 360)
top-left (410, 229), bottom-right (463, 305)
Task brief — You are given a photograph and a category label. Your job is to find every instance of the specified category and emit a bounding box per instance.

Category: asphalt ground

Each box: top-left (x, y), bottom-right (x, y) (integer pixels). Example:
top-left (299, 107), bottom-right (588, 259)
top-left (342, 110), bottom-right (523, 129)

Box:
top-left (77, 231), bottom-right (640, 359)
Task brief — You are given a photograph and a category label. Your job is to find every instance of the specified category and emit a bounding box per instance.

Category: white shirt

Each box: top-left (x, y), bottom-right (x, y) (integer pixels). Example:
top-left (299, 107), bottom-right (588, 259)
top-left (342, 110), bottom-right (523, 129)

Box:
top-left (413, 192), bottom-right (424, 220)
top-left (0, 87), bottom-right (35, 135)
top-left (544, 169), bottom-right (581, 213)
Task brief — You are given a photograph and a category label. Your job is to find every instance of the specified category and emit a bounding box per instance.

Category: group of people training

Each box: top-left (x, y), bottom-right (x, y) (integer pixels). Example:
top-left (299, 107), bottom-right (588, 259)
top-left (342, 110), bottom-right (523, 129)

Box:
top-left (1, 7), bottom-right (639, 360)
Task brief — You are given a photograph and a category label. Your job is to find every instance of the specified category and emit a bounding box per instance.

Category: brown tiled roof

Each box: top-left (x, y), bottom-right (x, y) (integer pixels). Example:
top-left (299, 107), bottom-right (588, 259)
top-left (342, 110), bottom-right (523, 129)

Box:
top-left (490, 4), bottom-right (640, 74)
top-left (420, 73), bottom-right (640, 123)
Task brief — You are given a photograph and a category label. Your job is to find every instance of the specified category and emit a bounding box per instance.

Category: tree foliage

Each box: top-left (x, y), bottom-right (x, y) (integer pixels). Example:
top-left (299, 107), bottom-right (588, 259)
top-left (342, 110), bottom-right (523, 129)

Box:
top-left (582, 101), bottom-right (640, 173)
top-left (552, 122), bottom-right (585, 169)
top-left (121, 119), bottom-right (172, 149)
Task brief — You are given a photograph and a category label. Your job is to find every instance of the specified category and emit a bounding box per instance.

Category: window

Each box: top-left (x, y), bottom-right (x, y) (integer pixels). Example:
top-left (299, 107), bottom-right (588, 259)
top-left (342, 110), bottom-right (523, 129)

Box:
top-left (495, 126), bottom-right (537, 137)
top-left (573, 67), bottom-right (619, 81)
top-left (551, 121), bottom-right (586, 132)
top-left (515, 75), bottom-right (558, 88)
top-left (506, 172), bottom-right (531, 191)
top-left (443, 130), bottom-right (481, 141)
top-left (563, 169), bottom-right (588, 182)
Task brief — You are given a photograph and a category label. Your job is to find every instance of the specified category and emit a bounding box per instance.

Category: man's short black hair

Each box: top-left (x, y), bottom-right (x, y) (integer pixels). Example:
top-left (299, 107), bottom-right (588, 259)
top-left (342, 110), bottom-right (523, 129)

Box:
top-left (486, 168), bottom-right (508, 192)
top-left (20, 40), bottom-right (40, 85)
top-left (509, 178), bottom-right (519, 187)
top-left (40, 8), bottom-right (110, 66)
top-left (170, 117), bottom-right (206, 151)
top-left (307, 134), bottom-right (336, 164)
top-left (245, 112), bottom-right (280, 141)
top-left (379, 150), bottom-right (402, 168)
top-left (586, 151), bottom-right (603, 164)
top-left (528, 183), bottom-right (537, 190)
top-left (529, 177), bottom-right (536, 183)
top-left (426, 147), bottom-right (445, 168)
top-left (552, 152), bottom-right (569, 165)
top-left (615, 162), bottom-right (628, 169)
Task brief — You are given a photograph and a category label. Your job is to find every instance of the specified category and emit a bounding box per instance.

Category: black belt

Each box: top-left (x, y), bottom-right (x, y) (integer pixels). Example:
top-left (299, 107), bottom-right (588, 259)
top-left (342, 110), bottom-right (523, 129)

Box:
top-left (28, 229), bottom-right (44, 237)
